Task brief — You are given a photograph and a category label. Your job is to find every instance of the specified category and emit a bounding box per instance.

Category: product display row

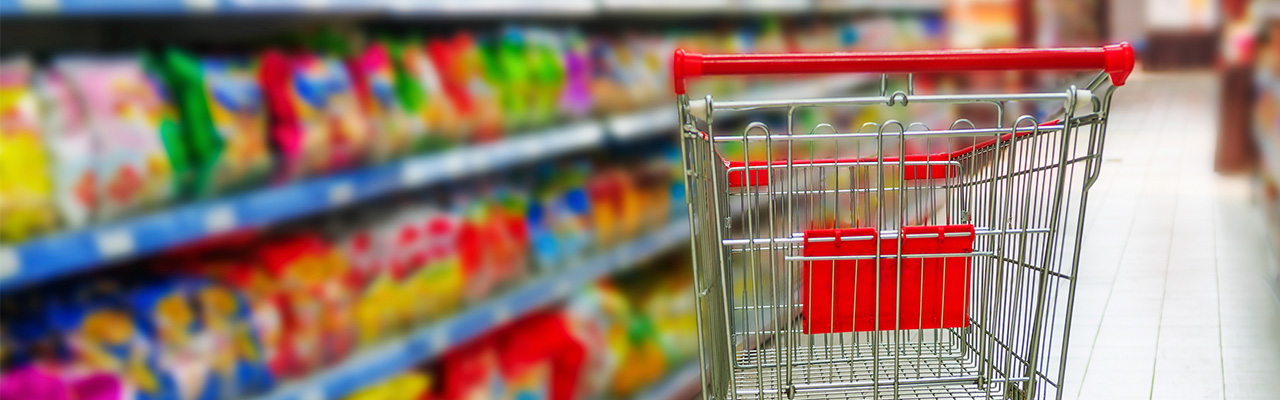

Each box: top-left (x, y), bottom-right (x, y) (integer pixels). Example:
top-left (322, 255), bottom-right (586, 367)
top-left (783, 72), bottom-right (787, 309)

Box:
top-left (0, 0), bottom-right (947, 17)
top-left (0, 15), bottom-right (943, 245)
top-left (342, 258), bottom-right (697, 400)
top-left (0, 148), bottom-right (684, 400)
top-left (0, 11), bottom-right (950, 400)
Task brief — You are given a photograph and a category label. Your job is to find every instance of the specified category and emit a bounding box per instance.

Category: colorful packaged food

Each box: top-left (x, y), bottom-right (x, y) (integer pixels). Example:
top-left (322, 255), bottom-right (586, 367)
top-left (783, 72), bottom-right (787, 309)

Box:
top-left (36, 69), bottom-right (96, 228)
top-left (557, 32), bottom-right (593, 120)
top-left (189, 280), bottom-right (275, 396)
top-left (54, 56), bottom-right (183, 220)
top-left (260, 51), bottom-right (371, 179)
top-left (349, 43), bottom-right (421, 162)
top-left (256, 234), bottom-right (357, 375)
top-left (391, 39), bottom-right (462, 149)
top-left (129, 283), bottom-right (221, 400)
top-left (428, 34), bottom-right (503, 142)
top-left (0, 57), bottom-right (59, 242)
top-left (158, 49), bottom-right (273, 196)
top-left (345, 370), bottom-right (432, 400)
top-left (48, 300), bottom-right (182, 400)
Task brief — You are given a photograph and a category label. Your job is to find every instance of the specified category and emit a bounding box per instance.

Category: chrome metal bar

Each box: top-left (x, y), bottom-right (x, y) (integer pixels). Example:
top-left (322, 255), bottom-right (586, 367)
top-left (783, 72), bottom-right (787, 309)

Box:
top-left (707, 92), bottom-right (1078, 111)
top-left (713, 124), bottom-right (1067, 143)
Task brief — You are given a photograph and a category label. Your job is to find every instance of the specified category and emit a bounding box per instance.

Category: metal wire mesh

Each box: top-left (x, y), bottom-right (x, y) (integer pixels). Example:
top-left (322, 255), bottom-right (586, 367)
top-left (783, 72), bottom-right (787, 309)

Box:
top-left (678, 72), bottom-right (1121, 400)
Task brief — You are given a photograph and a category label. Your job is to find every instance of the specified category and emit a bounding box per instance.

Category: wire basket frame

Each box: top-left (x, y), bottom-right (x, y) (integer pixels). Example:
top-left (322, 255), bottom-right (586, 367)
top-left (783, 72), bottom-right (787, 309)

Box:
top-left (677, 67), bottom-right (1123, 400)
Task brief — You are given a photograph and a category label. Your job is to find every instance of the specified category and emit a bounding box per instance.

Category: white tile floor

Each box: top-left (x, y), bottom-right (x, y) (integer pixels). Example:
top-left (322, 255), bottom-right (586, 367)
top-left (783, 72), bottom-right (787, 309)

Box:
top-left (1060, 72), bottom-right (1280, 399)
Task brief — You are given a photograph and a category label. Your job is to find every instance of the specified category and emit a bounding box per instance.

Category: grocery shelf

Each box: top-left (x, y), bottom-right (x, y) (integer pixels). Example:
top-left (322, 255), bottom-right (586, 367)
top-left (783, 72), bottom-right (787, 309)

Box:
top-left (0, 75), bottom-right (871, 292)
top-left (251, 219), bottom-right (690, 400)
top-left (0, 0), bottom-right (595, 16)
top-left (0, 0), bottom-right (942, 16)
top-left (0, 121), bottom-right (605, 291)
top-left (634, 361), bottom-right (703, 400)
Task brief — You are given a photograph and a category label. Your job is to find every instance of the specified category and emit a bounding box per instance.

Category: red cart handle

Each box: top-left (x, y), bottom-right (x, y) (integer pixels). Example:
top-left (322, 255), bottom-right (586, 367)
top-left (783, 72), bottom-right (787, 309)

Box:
top-left (673, 43), bottom-right (1134, 95)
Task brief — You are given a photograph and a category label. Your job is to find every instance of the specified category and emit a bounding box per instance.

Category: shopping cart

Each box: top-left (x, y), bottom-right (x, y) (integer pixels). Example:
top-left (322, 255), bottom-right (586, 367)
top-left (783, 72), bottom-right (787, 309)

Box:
top-left (674, 45), bottom-right (1134, 400)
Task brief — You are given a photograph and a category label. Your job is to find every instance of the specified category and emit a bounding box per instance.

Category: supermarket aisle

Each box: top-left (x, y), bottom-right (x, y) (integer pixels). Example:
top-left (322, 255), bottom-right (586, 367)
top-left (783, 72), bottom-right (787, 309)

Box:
top-left (1062, 72), bottom-right (1280, 399)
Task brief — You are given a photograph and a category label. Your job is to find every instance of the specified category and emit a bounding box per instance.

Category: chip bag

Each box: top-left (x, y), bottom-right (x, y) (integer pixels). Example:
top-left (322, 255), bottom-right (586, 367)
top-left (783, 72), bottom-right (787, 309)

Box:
top-left (0, 57), bottom-right (60, 242)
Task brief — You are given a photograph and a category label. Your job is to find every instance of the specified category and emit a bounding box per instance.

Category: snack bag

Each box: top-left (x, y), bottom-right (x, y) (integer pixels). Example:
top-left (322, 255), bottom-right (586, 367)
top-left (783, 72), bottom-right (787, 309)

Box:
top-left (391, 40), bottom-right (462, 149)
top-left (547, 164), bottom-right (592, 261)
top-left (562, 284), bottom-right (630, 397)
top-left (494, 313), bottom-right (586, 400)
top-left (344, 227), bottom-right (388, 345)
top-left (557, 32), bottom-right (593, 120)
top-left (525, 197), bottom-right (559, 272)
top-left (346, 371), bottom-right (432, 400)
top-left (258, 51), bottom-right (307, 181)
top-left (524, 28), bottom-right (569, 127)
top-left (212, 266), bottom-right (292, 382)
top-left (202, 57), bottom-right (272, 192)
top-left (349, 43), bottom-right (421, 162)
top-left (428, 34), bottom-right (503, 142)
top-left (260, 51), bottom-right (371, 179)
top-left (54, 56), bottom-right (181, 220)
top-left (489, 29), bottom-right (530, 131)
top-left (585, 169), bottom-right (628, 248)
top-left (0, 366), bottom-right (127, 400)
top-left (0, 57), bottom-right (60, 242)
top-left (36, 70), bottom-right (96, 228)
top-left (441, 340), bottom-right (504, 400)
top-left (186, 280), bottom-right (275, 397)
top-left (384, 208), bottom-right (432, 326)
top-left (342, 214), bottom-right (419, 344)
top-left (409, 210), bottom-right (467, 321)
top-left (48, 301), bottom-right (181, 400)
top-left (129, 283), bottom-right (221, 400)
top-left (588, 38), bottom-right (633, 114)
top-left (159, 49), bottom-right (272, 195)
top-left (257, 234), bottom-right (357, 372)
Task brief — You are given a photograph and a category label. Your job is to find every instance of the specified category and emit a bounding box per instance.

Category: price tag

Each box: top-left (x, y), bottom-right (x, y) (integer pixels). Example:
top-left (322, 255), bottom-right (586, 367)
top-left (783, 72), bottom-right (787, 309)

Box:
top-left (525, 137), bottom-right (546, 159)
top-left (444, 153), bottom-right (466, 179)
top-left (182, 0), bottom-right (218, 11)
top-left (400, 161), bottom-right (430, 186)
top-left (430, 329), bottom-right (449, 352)
top-left (299, 387), bottom-right (326, 400)
top-left (95, 230), bottom-right (136, 259)
top-left (553, 279), bottom-right (572, 297)
top-left (494, 304), bottom-right (511, 324)
top-left (204, 206), bottom-right (237, 234)
top-left (469, 149), bottom-right (490, 173)
top-left (328, 182), bottom-right (355, 206)
top-left (608, 113), bottom-right (643, 139)
top-left (620, 241), bottom-right (640, 264)
top-left (17, 0), bottom-right (57, 12)
top-left (0, 247), bottom-right (19, 280)
top-left (574, 124), bottom-right (605, 146)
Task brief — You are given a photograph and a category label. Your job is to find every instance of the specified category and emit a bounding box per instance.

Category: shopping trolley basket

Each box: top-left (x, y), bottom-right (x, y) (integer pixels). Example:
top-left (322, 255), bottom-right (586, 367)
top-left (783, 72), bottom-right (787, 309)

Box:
top-left (674, 44), bottom-right (1134, 400)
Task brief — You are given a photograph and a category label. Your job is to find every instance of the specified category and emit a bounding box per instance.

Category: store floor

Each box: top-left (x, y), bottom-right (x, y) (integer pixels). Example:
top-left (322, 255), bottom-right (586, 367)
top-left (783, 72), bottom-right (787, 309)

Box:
top-left (1061, 72), bottom-right (1280, 399)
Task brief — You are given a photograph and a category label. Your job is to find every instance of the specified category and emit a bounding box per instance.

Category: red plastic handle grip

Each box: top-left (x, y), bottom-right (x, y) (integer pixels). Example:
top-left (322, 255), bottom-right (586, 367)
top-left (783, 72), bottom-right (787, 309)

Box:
top-left (673, 43), bottom-right (1135, 95)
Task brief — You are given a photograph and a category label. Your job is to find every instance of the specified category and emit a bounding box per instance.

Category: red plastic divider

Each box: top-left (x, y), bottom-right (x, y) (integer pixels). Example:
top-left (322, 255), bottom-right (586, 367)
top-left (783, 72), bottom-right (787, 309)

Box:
top-left (801, 224), bottom-right (974, 334)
